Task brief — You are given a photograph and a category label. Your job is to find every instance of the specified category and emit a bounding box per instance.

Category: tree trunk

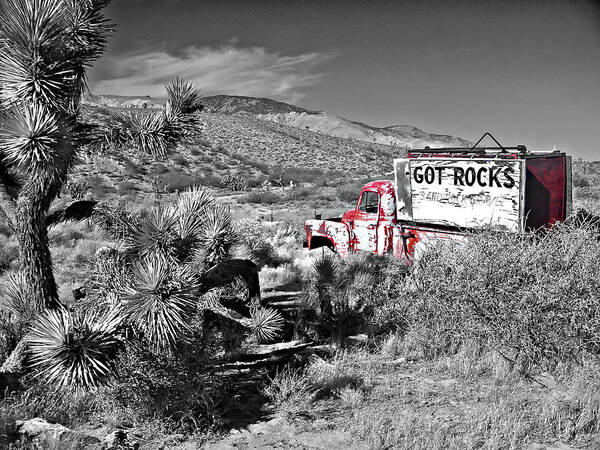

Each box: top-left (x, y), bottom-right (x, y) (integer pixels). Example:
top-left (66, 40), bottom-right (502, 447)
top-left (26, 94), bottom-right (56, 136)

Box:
top-left (16, 184), bottom-right (60, 310)
top-left (1, 177), bottom-right (65, 375)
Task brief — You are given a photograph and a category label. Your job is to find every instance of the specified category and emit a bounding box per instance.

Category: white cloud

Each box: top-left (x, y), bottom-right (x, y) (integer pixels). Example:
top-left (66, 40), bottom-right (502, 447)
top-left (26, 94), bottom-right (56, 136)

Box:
top-left (92, 45), bottom-right (338, 103)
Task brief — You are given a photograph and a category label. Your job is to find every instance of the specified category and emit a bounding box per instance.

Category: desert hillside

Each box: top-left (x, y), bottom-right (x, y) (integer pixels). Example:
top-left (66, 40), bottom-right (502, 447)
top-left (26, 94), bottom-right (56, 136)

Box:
top-left (201, 94), bottom-right (472, 149)
top-left (83, 93), bottom-right (472, 168)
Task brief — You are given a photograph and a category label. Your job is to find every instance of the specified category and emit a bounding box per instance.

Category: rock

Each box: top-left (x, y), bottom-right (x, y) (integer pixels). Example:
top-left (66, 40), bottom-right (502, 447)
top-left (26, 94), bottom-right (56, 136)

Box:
top-left (346, 334), bottom-right (368, 346)
top-left (16, 417), bottom-right (103, 449)
top-left (533, 372), bottom-right (559, 390)
top-left (101, 429), bottom-right (128, 449)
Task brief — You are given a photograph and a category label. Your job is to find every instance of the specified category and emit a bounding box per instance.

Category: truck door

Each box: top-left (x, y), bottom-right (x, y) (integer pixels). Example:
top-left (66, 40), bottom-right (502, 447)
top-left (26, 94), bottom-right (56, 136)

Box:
top-left (352, 190), bottom-right (379, 253)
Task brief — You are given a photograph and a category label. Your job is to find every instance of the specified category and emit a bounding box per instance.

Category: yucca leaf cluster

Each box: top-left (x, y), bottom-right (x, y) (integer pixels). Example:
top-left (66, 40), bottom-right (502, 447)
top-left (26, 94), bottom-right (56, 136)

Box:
top-left (84, 187), bottom-right (235, 354)
top-left (100, 78), bottom-right (203, 157)
top-left (28, 307), bottom-right (123, 390)
top-left (297, 253), bottom-right (390, 342)
top-left (24, 188), bottom-right (236, 388)
top-left (123, 257), bottom-right (198, 353)
top-left (0, 0), bottom-right (112, 174)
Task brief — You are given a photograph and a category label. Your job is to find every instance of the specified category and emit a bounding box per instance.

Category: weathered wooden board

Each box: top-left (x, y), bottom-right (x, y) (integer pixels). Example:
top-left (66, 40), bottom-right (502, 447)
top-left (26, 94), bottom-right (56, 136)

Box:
top-left (393, 159), bottom-right (413, 219)
top-left (400, 158), bottom-right (525, 231)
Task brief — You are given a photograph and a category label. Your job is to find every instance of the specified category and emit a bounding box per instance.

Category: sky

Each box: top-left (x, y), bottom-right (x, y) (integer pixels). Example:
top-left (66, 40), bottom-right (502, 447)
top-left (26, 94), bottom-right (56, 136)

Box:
top-left (89, 0), bottom-right (600, 160)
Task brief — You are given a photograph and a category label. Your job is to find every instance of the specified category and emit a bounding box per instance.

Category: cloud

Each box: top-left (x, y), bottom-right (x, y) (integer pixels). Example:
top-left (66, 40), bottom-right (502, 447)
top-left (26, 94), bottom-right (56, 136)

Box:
top-left (91, 45), bottom-right (338, 103)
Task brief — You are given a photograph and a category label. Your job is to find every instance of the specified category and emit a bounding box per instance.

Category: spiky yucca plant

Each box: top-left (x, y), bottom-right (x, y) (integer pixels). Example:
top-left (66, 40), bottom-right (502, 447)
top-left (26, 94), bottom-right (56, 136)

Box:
top-left (28, 307), bottom-right (123, 390)
top-left (250, 307), bottom-right (284, 344)
top-left (87, 187), bottom-right (240, 356)
top-left (125, 187), bottom-right (234, 268)
top-left (102, 78), bottom-right (203, 158)
top-left (0, 1), bottom-right (203, 310)
top-left (0, 271), bottom-right (37, 327)
top-left (123, 255), bottom-right (198, 353)
top-left (0, 271), bottom-right (36, 369)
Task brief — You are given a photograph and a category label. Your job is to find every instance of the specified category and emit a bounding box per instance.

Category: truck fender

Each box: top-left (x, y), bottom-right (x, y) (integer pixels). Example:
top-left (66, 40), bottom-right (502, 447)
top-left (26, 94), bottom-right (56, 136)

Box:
top-left (304, 219), bottom-right (350, 256)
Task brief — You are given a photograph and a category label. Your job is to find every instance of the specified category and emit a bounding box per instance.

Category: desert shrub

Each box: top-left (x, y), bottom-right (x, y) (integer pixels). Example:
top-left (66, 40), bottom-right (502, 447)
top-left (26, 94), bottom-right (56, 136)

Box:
top-left (66, 180), bottom-right (91, 199)
top-left (0, 379), bottom-right (104, 428)
top-left (250, 160), bottom-right (270, 174)
top-left (265, 351), bottom-right (373, 419)
top-left (213, 161), bottom-right (228, 171)
top-left (200, 164), bottom-right (214, 174)
top-left (575, 188), bottom-right (600, 212)
top-left (335, 181), bottom-right (362, 203)
top-left (240, 241), bottom-right (279, 268)
top-left (573, 172), bottom-right (591, 187)
top-left (263, 367), bottom-right (314, 418)
top-left (388, 221), bottom-right (600, 372)
top-left (234, 222), bottom-right (280, 268)
top-left (123, 157), bottom-right (142, 177)
top-left (268, 166), bottom-right (325, 185)
top-left (240, 191), bottom-right (279, 204)
top-left (156, 171), bottom-right (196, 192)
top-left (171, 153), bottom-right (188, 166)
top-left (246, 174), bottom-right (267, 189)
top-left (259, 264), bottom-right (301, 291)
top-left (99, 343), bottom-right (226, 434)
top-left (220, 174), bottom-right (247, 191)
top-left (314, 175), bottom-right (331, 187)
top-left (0, 335), bottom-right (226, 440)
top-left (227, 153), bottom-right (270, 174)
top-left (197, 174), bottom-right (222, 188)
top-left (87, 175), bottom-right (114, 199)
top-left (49, 226), bottom-right (86, 247)
top-left (117, 181), bottom-right (137, 194)
top-left (305, 354), bottom-right (364, 398)
top-left (297, 252), bottom-right (408, 343)
top-left (288, 187), bottom-right (313, 201)
top-left (152, 163), bottom-right (168, 174)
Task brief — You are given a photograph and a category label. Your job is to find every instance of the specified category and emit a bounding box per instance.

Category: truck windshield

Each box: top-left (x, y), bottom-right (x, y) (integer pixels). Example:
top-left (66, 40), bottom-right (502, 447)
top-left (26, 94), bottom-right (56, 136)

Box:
top-left (359, 191), bottom-right (379, 214)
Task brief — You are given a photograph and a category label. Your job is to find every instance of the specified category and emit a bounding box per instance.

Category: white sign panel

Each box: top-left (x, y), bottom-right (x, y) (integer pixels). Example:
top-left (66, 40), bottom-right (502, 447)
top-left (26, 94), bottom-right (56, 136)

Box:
top-left (403, 158), bottom-right (525, 231)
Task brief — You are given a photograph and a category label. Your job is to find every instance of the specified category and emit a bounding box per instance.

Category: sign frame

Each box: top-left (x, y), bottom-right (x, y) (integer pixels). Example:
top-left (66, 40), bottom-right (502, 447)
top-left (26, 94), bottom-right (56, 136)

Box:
top-left (394, 157), bottom-right (526, 232)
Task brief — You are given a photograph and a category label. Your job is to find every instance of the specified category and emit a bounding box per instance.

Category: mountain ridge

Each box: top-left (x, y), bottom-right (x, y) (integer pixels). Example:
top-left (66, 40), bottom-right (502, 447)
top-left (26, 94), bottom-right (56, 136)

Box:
top-left (200, 95), bottom-right (471, 149)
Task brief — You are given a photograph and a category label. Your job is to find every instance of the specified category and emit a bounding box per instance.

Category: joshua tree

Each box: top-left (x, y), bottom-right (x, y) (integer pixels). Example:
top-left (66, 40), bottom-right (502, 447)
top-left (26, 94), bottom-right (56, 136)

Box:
top-left (0, 0), bottom-right (113, 309)
top-left (0, 0), bottom-right (203, 310)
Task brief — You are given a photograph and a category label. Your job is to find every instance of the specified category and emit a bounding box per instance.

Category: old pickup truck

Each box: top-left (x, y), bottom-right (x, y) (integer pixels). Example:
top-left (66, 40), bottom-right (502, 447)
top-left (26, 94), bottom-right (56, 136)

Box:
top-left (304, 140), bottom-right (572, 261)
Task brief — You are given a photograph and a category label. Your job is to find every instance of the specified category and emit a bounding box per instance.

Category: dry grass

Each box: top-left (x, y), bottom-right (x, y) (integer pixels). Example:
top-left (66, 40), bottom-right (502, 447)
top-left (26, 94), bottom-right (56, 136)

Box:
top-left (48, 222), bottom-right (113, 305)
top-left (266, 345), bottom-right (600, 449)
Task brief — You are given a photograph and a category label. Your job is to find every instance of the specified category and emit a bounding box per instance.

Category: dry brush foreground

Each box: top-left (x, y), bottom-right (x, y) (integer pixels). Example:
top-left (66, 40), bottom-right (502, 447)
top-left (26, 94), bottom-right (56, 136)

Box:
top-left (209, 209), bottom-right (600, 450)
top-left (1, 188), bottom-right (600, 449)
